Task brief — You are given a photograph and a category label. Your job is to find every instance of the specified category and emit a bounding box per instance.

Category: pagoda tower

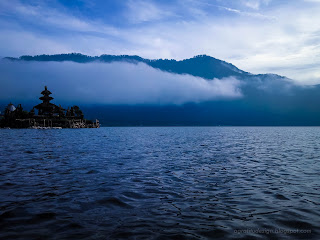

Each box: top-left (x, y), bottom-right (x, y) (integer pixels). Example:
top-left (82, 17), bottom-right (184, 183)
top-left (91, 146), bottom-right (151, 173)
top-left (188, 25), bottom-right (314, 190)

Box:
top-left (34, 86), bottom-right (58, 116)
top-left (39, 86), bottom-right (54, 104)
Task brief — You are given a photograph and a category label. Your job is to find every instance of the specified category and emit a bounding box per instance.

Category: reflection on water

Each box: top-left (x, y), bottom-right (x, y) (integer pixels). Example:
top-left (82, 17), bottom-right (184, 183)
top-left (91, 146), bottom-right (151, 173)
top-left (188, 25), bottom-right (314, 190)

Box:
top-left (0, 127), bottom-right (319, 239)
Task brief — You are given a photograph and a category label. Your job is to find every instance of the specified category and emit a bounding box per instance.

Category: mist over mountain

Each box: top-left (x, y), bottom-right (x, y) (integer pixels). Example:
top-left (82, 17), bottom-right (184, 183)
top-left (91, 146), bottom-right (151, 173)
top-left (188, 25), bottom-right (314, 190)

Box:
top-left (2, 53), bottom-right (320, 126)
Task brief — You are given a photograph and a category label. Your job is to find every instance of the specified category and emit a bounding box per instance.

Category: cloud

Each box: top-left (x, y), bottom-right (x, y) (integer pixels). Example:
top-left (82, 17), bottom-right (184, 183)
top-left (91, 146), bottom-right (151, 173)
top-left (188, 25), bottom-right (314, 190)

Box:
top-left (0, 0), bottom-right (119, 35)
top-left (1, 0), bottom-right (320, 84)
top-left (0, 60), bottom-right (242, 105)
top-left (125, 0), bottom-right (175, 24)
top-left (241, 0), bottom-right (271, 10)
top-left (218, 6), bottom-right (276, 20)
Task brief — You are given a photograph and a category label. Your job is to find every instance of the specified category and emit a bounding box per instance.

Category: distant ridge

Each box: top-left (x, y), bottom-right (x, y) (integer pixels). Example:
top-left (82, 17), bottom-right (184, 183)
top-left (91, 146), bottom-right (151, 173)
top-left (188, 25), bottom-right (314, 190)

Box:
top-left (3, 53), bottom-right (320, 126)
top-left (4, 53), bottom-right (286, 80)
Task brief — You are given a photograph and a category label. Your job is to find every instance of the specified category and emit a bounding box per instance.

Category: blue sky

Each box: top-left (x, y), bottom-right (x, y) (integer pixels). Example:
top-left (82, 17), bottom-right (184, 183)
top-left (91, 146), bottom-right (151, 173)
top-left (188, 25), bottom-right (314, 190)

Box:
top-left (0, 0), bottom-right (320, 84)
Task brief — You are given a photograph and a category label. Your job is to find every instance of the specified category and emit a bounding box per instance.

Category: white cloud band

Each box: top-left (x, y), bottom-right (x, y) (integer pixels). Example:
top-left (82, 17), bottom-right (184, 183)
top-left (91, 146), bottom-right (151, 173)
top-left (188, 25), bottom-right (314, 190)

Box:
top-left (0, 60), bottom-right (242, 105)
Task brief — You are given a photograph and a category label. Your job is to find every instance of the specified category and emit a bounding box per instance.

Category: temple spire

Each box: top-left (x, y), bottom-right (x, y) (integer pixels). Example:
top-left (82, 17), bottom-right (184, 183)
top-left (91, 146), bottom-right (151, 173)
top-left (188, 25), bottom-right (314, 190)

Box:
top-left (39, 86), bottom-right (53, 103)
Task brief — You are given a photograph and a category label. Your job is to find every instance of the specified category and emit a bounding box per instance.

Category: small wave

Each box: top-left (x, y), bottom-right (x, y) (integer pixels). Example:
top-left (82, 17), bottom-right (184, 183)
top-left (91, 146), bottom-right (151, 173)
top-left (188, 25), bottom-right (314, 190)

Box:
top-left (86, 170), bottom-right (99, 174)
top-left (24, 150), bottom-right (34, 154)
top-left (33, 212), bottom-right (56, 220)
top-left (274, 194), bottom-right (289, 200)
top-left (96, 197), bottom-right (132, 208)
top-left (122, 191), bottom-right (148, 200)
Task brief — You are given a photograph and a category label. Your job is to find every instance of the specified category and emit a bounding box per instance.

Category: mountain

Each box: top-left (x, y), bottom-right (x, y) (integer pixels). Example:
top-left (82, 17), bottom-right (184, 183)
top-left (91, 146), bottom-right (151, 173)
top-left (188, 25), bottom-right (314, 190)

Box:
top-left (3, 53), bottom-right (320, 126)
top-left (5, 53), bottom-right (279, 80)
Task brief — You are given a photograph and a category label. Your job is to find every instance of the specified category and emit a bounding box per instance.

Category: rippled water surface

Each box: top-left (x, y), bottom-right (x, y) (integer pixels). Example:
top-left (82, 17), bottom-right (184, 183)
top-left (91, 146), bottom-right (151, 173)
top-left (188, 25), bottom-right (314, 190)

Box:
top-left (0, 127), bottom-right (319, 239)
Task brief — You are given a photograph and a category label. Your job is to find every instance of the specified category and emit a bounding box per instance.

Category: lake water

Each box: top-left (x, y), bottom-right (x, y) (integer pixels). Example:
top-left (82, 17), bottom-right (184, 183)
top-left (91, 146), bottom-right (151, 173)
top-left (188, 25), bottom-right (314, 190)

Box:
top-left (0, 127), bottom-right (319, 239)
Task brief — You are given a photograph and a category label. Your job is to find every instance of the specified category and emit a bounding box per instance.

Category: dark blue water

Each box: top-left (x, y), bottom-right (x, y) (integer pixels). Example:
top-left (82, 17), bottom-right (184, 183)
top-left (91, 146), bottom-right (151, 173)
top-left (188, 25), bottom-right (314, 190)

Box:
top-left (0, 127), bottom-right (319, 239)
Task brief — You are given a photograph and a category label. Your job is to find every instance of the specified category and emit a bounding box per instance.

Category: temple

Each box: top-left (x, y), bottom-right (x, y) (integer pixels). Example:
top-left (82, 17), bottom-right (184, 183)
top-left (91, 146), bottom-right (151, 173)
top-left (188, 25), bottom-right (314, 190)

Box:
top-left (0, 86), bottom-right (99, 129)
top-left (34, 86), bottom-right (57, 116)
